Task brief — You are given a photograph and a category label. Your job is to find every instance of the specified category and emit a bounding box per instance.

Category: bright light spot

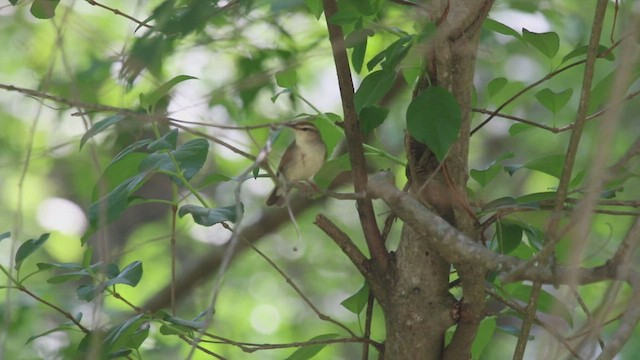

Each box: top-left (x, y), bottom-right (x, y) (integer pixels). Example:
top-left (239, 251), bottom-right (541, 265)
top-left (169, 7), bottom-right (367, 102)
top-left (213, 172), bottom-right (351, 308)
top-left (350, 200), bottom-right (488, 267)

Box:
top-left (250, 304), bottom-right (281, 334)
top-left (491, 10), bottom-right (551, 33)
top-left (505, 55), bottom-right (543, 82)
top-left (189, 224), bottom-right (230, 245)
top-left (33, 331), bottom-right (70, 359)
top-left (36, 197), bottom-right (87, 235)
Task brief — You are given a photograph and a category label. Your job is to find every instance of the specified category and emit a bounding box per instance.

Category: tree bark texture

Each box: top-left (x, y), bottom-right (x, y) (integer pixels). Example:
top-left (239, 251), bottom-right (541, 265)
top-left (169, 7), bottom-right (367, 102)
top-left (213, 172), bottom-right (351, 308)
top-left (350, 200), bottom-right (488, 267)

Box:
top-left (382, 1), bottom-right (494, 359)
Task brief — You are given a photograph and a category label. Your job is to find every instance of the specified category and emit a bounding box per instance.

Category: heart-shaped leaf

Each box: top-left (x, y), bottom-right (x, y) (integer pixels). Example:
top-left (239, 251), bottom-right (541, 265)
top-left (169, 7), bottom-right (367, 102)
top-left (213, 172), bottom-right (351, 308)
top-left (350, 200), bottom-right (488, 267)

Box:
top-left (406, 86), bottom-right (461, 162)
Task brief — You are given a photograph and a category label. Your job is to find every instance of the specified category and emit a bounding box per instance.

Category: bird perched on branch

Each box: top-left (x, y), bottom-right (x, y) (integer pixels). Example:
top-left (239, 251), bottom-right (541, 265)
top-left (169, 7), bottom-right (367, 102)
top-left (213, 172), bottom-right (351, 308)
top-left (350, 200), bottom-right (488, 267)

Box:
top-left (266, 121), bottom-right (327, 207)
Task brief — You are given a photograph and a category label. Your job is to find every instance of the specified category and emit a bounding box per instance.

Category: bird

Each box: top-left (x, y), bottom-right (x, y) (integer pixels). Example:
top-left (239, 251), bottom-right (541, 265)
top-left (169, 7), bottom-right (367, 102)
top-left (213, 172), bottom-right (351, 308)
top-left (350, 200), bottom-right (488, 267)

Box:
top-left (266, 121), bottom-right (327, 207)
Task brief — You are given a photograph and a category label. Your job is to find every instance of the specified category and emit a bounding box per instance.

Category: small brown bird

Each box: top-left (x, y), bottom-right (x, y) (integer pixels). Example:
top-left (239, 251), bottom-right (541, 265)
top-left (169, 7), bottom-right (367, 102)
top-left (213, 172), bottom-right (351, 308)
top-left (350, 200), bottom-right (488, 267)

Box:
top-left (266, 121), bottom-right (327, 207)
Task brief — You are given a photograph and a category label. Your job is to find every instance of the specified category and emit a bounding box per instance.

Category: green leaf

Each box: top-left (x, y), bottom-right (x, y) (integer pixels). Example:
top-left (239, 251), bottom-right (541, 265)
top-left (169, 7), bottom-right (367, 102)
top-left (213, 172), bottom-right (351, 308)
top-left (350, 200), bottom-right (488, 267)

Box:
top-left (562, 44), bottom-right (614, 64)
top-left (80, 115), bottom-right (127, 150)
top-left (147, 129), bottom-right (178, 151)
top-left (26, 323), bottom-right (79, 345)
top-left (86, 172), bottom-right (152, 237)
top-left (159, 324), bottom-right (189, 336)
top-left (487, 77), bottom-right (508, 98)
top-left (522, 29), bottom-right (560, 58)
top-left (315, 113), bottom-right (344, 158)
top-left (0, 232), bottom-right (10, 243)
top-left (481, 197), bottom-right (517, 212)
top-left (359, 105), bottom-right (388, 134)
top-left (516, 191), bottom-right (556, 205)
top-left (354, 70), bottom-right (396, 112)
top-left (509, 123), bottom-right (535, 136)
top-left (495, 220), bottom-right (523, 254)
top-left (483, 19), bottom-right (522, 41)
top-left (523, 225), bottom-right (545, 250)
top-left (347, 0), bottom-right (380, 16)
top-left (92, 152), bottom-right (148, 202)
top-left (367, 35), bottom-right (413, 71)
top-left (341, 283), bottom-right (369, 315)
top-left (285, 334), bottom-right (340, 360)
top-left (30, 0), bottom-right (60, 19)
top-left (351, 40), bottom-right (367, 74)
top-left (111, 139), bottom-right (153, 163)
top-left (328, 11), bottom-right (360, 25)
top-left (406, 86), bottom-right (462, 162)
top-left (161, 311), bottom-right (206, 330)
top-left (15, 233), bottom-right (50, 271)
top-left (197, 173), bottom-right (232, 189)
top-left (104, 261), bottom-right (143, 288)
top-left (37, 262), bottom-right (83, 271)
top-left (77, 283), bottom-right (107, 301)
top-left (140, 75), bottom-right (197, 113)
top-left (535, 88), bottom-right (573, 114)
top-left (271, 89), bottom-right (292, 103)
top-left (313, 154), bottom-right (351, 190)
top-left (471, 164), bottom-right (501, 187)
top-left (276, 68), bottom-right (298, 88)
top-left (105, 263), bottom-right (120, 279)
top-left (103, 314), bottom-right (149, 356)
top-left (140, 138), bottom-right (209, 182)
top-left (178, 204), bottom-right (243, 226)
top-left (304, 0), bottom-right (323, 19)
top-left (37, 262), bottom-right (94, 284)
top-left (496, 324), bottom-right (534, 339)
top-left (524, 154), bottom-right (565, 179)
top-left (507, 284), bottom-right (573, 327)
top-left (472, 316), bottom-right (497, 359)
top-left (587, 70), bottom-right (637, 113)
top-left (471, 153), bottom-right (513, 187)
top-left (345, 28), bottom-right (374, 48)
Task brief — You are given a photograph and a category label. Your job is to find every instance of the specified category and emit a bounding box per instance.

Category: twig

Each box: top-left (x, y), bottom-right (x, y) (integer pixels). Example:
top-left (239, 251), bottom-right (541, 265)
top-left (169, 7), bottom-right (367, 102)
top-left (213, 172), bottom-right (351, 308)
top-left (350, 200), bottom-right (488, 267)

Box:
top-left (2, 279), bottom-right (89, 334)
top-left (362, 291), bottom-right (376, 360)
top-left (512, 282), bottom-right (542, 360)
top-left (179, 335), bottom-right (227, 359)
top-left (503, 0), bottom-right (610, 282)
top-left (472, 108), bottom-right (572, 133)
top-left (200, 333), bottom-right (383, 353)
top-left (486, 288), bottom-right (583, 359)
top-left (572, 287), bottom-right (605, 349)
top-left (245, 240), bottom-right (359, 338)
top-left (84, 0), bottom-right (153, 29)
top-left (314, 214), bottom-right (370, 280)
top-left (170, 202), bottom-right (178, 315)
top-left (471, 31), bottom-right (631, 136)
top-left (322, 0), bottom-right (389, 273)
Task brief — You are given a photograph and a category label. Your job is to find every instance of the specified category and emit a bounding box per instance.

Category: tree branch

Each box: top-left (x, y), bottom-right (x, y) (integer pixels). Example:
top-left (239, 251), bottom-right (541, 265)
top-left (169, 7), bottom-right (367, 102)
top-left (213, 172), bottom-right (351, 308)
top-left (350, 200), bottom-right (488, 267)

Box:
top-left (314, 214), bottom-right (370, 280)
top-left (367, 171), bottom-right (640, 285)
top-left (321, 0), bottom-right (390, 273)
top-left (367, 171), bottom-right (516, 269)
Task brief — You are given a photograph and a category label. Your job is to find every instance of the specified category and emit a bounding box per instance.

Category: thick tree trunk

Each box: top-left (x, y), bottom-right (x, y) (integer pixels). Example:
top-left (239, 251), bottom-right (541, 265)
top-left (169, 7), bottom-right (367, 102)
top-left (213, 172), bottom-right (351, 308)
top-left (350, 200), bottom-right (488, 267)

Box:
top-left (380, 1), bottom-right (493, 358)
top-left (382, 225), bottom-right (455, 360)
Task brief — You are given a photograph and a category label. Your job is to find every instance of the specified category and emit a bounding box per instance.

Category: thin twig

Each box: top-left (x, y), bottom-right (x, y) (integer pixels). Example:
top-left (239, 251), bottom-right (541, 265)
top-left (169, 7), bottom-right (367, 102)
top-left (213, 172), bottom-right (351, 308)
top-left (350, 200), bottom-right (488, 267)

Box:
top-left (362, 291), bottom-right (376, 360)
top-left (571, 287), bottom-right (606, 349)
top-left (245, 239), bottom-right (359, 338)
top-left (503, 0), bottom-right (611, 282)
top-left (85, 0), bottom-right (153, 29)
top-left (487, 288), bottom-right (583, 359)
top-left (512, 281), bottom-right (542, 360)
top-left (314, 214), bottom-right (370, 280)
top-left (200, 333), bottom-right (383, 352)
top-left (9, 283), bottom-right (89, 333)
top-left (471, 31), bottom-right (631, 136)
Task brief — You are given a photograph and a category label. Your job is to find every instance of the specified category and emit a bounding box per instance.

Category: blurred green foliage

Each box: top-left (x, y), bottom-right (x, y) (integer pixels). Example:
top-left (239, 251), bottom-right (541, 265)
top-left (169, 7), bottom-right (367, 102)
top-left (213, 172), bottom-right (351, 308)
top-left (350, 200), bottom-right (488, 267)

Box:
top-left (0, 0), bottom-right (639, 359)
